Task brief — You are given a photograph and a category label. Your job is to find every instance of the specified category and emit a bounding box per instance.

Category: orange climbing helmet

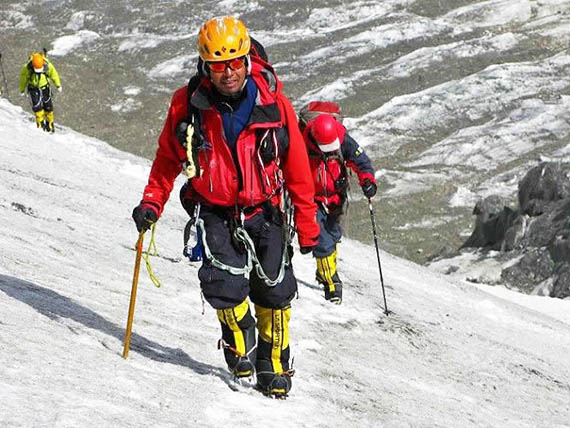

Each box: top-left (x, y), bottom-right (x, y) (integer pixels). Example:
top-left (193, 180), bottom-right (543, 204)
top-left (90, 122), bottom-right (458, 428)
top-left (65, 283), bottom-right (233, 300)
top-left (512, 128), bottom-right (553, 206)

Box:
top-left (197, 16), bottom-right (251, 62)
top-left (31, 53), bottom-right (45, 73)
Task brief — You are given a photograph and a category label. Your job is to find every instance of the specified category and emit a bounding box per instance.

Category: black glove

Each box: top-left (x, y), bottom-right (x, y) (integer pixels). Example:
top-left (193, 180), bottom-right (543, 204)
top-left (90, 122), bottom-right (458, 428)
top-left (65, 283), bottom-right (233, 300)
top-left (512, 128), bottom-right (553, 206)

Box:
top-left (132, 203), bottom-right (158, 232)
top-left (299, 245), bottom-right (315, 255)
top-left (361, 179), bottom-right (377, 199)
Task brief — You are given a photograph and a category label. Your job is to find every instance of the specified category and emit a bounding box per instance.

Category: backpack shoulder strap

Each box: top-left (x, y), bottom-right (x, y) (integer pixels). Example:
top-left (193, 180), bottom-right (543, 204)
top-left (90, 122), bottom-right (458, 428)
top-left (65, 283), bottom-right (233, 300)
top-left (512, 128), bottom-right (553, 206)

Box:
top-left (186, 74), bottom-right (201, 120)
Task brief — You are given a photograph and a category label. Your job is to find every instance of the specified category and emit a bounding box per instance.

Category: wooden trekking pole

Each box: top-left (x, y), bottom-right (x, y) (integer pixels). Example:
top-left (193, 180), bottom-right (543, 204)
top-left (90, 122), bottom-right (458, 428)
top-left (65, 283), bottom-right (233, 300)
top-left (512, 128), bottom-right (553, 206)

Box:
top-left (123, 230), bottom-right (145, 358)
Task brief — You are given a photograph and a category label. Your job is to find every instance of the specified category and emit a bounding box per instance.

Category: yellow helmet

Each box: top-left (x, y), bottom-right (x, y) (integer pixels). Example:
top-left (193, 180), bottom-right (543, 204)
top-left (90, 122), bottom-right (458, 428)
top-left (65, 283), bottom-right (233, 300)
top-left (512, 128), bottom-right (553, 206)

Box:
top-left (31, 53), bottom-right (45, 72)
top-left (197, 16), bottom-right (251, 62)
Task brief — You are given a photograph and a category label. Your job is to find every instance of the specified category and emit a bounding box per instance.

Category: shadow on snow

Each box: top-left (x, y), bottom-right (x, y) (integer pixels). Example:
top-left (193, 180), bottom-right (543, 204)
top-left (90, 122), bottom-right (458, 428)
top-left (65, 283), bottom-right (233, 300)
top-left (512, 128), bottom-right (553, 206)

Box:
top-left (0, 273), bottom-right (235, 387)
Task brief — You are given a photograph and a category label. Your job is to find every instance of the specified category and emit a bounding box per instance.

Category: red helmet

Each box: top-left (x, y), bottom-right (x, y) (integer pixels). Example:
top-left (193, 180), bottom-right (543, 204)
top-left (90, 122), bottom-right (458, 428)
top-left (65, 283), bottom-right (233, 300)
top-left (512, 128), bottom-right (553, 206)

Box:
top-left (311, 114), bottom-right (340, 152)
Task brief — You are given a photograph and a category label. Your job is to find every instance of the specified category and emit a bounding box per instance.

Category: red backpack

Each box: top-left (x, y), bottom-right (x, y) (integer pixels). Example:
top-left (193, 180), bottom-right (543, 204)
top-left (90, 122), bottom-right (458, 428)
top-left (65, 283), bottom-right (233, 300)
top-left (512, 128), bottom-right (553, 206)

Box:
top-left (298, 101), bottom-right (343, 132)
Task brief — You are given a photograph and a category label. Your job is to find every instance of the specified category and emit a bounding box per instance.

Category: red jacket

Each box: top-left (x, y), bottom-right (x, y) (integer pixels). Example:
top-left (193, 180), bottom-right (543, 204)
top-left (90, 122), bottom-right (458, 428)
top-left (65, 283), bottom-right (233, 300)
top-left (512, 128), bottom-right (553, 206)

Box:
top-left (141, 58), bottom-right (319, 247)
top-left (303, 119), bottom-right (375, 208)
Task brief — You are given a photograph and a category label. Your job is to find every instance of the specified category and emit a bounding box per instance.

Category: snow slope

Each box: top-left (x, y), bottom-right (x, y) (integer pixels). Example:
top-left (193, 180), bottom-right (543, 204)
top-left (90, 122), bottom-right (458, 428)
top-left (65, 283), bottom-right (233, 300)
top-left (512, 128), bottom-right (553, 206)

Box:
top-left (4, 0), bottom-right (570, 265)
top-left (0, 99), bottom-right (569, 427)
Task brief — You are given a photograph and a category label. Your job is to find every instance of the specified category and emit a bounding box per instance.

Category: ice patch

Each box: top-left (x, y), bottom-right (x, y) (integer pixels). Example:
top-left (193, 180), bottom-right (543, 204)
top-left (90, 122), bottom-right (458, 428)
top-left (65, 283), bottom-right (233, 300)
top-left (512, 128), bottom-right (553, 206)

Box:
top-left (394, 216), bottom-right (457, 230)
top-left (298, 79), bottom-right (353, 104)
top-left (307, 3), bottom-right (394, 31)
top-left (449, 186), bottom-right (478, 208)
top-left (118, 38), bottom-right (163, 52)
top-left (215, 0), bottom-right (260, 12)
top-left (123, 87), bottom-right (141, 96)
top-left (299, 16), bottom-right (450, 65)
top-left (0, 11), bottom-right (33, 30)
top-left (407, 97), bottom-right (570, 171)
top-left (110, 98), bottom-right (142, 114)
top-left (378, 168), bottom-right (450, 197)
top-left (65, 11), bottom-right (90, 31)
top-left (442, 0), bottom-right (532, 29)
top-left (149, 55), bottom-right (196, 79)
top-left (50, 31), bottom-right (101, 56)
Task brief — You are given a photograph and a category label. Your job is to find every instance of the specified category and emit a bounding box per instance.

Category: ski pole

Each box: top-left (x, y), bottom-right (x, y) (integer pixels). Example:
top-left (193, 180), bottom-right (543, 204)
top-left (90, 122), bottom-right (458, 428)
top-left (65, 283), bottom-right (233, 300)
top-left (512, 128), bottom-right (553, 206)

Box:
top-left (0, 51), bottom-right (10, 100)
top-left (368, 198), bottom-right (390, 315)
top-left (123, 230), bottom-right (145, 359)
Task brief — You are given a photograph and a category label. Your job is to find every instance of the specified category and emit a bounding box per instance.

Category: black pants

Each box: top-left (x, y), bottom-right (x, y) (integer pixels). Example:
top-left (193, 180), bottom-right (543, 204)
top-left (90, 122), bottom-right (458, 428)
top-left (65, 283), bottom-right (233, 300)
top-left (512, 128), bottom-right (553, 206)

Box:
top-left (29, 86), bottom-right (53, 112)
top-left (197, 205), bottom-right (297, 310)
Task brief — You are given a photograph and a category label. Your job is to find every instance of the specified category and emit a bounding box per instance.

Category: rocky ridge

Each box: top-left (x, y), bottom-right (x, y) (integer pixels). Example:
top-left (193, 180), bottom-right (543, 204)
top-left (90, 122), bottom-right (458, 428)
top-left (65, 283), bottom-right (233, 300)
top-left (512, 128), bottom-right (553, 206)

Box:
top-left (431, 161), bottom-right (570, 298)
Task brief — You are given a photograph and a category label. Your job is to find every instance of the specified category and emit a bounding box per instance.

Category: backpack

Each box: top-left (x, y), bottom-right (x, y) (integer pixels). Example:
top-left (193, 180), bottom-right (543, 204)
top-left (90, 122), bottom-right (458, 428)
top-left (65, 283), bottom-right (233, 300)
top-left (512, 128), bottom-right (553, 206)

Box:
top-left (298, 101), bottom-right (343, 133)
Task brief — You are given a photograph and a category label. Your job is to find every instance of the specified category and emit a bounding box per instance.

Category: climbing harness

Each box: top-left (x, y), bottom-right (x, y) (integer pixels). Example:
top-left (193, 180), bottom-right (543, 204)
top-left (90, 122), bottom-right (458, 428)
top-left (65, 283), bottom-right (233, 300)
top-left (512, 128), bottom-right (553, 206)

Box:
top-left (195, 207), bottom-right (291, 287)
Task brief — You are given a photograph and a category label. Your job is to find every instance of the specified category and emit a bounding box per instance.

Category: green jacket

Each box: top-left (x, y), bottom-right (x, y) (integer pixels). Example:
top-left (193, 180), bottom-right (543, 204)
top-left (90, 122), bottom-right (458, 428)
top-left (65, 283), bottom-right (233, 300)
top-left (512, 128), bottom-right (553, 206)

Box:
top-left (19, 56), bottom-right (61, 93)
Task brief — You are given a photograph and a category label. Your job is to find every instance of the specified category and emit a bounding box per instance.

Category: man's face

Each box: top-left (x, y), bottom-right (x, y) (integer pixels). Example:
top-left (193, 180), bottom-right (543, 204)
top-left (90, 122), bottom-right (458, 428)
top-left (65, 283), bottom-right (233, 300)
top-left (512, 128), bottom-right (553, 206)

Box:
top-left (208, 57), bottom-right (247, 96)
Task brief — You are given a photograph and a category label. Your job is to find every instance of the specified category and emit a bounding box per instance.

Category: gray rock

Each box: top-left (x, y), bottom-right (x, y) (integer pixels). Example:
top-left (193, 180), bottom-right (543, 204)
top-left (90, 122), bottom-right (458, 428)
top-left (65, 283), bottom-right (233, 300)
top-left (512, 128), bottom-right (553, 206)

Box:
top-left (461, 196), bottom-right (520, 250)
top-left (521, 198), bottom-right (570, 248)
top-left (518, 162), bottom-right (570, 216)
top-left (460, 161), bottom-right (570, 298)
top-left (548, 233), bottom-right (570, 264)
top-left (500, 248), bottom-right (555, 294)
top-left (502, 214), bottom-right (527, 251)
top-left (551, 263), bottom-right (570, 299)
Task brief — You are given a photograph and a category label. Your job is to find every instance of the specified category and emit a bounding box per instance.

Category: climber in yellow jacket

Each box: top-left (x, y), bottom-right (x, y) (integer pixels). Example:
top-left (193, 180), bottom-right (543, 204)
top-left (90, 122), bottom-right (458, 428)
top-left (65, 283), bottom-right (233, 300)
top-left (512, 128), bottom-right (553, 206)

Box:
top-left (19, 52), bottom-right (62, 132)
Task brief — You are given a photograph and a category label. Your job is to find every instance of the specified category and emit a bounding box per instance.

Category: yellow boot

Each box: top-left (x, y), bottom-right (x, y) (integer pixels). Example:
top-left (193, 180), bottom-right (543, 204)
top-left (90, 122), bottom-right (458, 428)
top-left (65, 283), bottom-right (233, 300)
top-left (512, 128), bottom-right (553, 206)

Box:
top-left (217, 299), bottom-right (256, 377)
top-left (316, 248), bottom-right (343, 304)
top-left (255, 304), bottom-right (293, 397)
top-left (45, 110), bottom-right (55, 132)
top-left (34, 110), bottom-right (45, 129)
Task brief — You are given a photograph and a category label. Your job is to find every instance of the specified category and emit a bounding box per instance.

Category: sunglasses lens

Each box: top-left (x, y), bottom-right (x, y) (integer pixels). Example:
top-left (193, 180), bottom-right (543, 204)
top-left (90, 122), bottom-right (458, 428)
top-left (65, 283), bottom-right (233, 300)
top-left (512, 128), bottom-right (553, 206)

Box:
top-left (208, 57), bottom-right (246, 73)
top-left (208, 62), bottom-right (227, 72)
top-left (229, 58), bottom-right (245, 70)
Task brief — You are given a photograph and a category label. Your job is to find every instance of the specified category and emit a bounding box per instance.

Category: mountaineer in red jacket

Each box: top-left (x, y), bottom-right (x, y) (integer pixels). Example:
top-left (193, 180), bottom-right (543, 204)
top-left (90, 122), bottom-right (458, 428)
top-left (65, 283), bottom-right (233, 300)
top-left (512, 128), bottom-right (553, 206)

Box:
top-left (132, 16), bottom-right (318, 398)
top-left (303, 113), bottom-right (377, 304)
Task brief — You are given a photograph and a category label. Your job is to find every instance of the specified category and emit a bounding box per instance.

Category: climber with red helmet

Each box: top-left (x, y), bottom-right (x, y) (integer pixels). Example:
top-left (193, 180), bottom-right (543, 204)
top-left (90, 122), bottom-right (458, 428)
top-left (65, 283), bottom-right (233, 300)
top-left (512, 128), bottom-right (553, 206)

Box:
top-left (132, 16), bottom-right (318, 398)
top-left (302, 111), bottom-right (377, 304)
top-left (19, 51), bottom-right (62, 132)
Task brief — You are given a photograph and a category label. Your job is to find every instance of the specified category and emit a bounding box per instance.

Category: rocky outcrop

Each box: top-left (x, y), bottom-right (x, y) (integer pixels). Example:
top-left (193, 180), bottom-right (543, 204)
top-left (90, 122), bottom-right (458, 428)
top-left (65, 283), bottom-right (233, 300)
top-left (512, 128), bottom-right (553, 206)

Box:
top-left (461, 162), bottom-right (570, 298)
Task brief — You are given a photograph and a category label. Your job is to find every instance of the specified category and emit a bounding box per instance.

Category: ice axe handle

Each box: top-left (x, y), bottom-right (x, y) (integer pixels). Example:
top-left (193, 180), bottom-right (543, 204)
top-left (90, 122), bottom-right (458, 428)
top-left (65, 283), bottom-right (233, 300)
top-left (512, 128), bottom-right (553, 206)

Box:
top-left (122, 230), bottom-right (145, 359)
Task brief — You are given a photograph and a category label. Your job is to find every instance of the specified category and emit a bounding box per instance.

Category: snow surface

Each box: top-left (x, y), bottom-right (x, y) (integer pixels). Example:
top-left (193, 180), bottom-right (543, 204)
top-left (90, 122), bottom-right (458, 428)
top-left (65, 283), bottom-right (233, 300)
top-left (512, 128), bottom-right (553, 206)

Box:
top-left (0, 10), bottom-right (33, 30)
top-left (1, 99), bottom-right (569, 427)
top-left (49, 31), bottom-right (101, 57)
